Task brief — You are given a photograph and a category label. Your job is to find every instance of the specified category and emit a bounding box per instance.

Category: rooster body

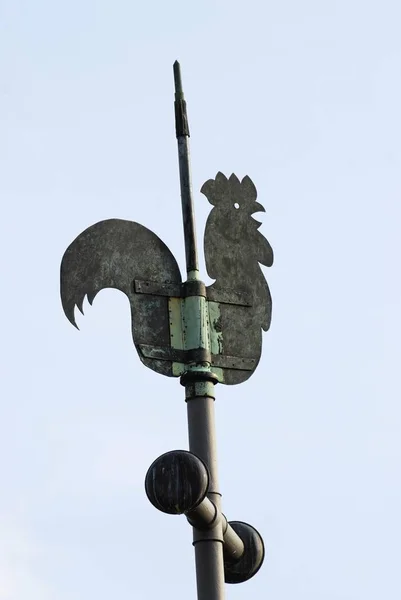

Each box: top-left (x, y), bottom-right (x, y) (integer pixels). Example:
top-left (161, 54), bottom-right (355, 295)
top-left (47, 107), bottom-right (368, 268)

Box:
top-left (61, 173), bottom-right (273, 385)
top-left (202, 173), bottom-right (273, 384)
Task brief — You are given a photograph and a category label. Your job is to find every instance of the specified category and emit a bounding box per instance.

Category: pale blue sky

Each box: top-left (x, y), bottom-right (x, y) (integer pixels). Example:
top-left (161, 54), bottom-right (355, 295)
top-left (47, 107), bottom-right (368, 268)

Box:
top-left (1, 1), bottom-right (401, 598)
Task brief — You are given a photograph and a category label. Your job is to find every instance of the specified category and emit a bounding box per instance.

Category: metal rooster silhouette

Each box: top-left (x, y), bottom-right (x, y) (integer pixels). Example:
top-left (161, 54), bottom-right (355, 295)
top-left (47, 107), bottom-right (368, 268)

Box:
top-left (61, 171), bottom-right (273, 385)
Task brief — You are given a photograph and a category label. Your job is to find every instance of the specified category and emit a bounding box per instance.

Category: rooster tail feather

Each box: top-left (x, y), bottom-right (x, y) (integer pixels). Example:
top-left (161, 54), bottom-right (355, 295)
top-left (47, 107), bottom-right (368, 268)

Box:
top-left (60, 218), bottom-right (182, 330)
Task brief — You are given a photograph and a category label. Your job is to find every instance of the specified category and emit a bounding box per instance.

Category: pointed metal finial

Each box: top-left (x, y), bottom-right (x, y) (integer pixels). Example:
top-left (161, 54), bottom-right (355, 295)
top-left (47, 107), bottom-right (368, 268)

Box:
top-left (174, 60), bottom-right (190, 138)
top-left (173, 60), bottom-right (184, 98)
top-left (173, 61), bottom-right (197, 274)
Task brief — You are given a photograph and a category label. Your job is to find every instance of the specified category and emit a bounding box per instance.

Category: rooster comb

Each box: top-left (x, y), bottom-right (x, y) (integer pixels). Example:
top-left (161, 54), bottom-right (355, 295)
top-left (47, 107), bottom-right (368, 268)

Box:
top-left (200, 172), bottom-right (258, 207)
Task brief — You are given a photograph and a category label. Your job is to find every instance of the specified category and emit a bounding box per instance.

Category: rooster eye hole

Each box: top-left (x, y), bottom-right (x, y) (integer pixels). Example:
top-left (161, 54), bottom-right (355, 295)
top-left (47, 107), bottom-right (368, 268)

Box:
top-left (234, 202), bottom-right (240, 209)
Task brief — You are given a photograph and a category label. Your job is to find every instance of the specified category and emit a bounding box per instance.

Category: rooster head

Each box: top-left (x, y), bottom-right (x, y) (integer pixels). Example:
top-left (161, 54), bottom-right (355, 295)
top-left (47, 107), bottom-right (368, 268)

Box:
top-left (201, 172), bottom-right (265, 229)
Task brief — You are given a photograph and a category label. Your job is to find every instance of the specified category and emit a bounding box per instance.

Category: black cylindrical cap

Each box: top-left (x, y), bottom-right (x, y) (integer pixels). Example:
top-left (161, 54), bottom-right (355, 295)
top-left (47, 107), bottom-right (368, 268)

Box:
top-left (224, 521), bottom-right (265, 584)
top-left (145, 450), bottom-right (209, 515)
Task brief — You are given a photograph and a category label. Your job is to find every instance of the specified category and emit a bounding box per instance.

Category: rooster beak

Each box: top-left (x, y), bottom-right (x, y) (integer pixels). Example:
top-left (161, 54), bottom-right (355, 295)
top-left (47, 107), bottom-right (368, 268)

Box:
top-left (251, 202), bottom-right (266, 214)
top-left (250, 202), bottom-right (265, 228)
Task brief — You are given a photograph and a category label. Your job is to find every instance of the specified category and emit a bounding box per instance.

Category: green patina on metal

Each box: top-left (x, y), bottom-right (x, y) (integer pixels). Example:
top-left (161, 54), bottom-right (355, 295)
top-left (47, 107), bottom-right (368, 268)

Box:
top-left (184, 379), bottom-right (216, 401)
top-left (168, 296), bottom-right (185, 377)
top-left (182, 295), bottom-right (210, 354)
top-left (208, 301), bottom-right (224, 382)
top-left (169, 292), bottom-right (225, 382)
top-left (208, 301), bottom-right (223, 354)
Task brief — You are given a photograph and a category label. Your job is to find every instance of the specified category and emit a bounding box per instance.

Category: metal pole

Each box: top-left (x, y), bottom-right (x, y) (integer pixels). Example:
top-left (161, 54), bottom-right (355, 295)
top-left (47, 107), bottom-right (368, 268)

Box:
top-left (185, 379), bottom-right (225, 600)
top-left (174, 61), bottom-right (225, 600)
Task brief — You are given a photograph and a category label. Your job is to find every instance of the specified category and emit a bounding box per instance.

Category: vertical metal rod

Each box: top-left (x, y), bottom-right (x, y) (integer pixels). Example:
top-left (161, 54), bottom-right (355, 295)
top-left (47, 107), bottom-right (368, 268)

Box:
top-left (186, 381), bottom-right (225, 600)
top-left (173, 61), bottom-right (199, 279)
top-left (175, 61), bottom-right (225, 600)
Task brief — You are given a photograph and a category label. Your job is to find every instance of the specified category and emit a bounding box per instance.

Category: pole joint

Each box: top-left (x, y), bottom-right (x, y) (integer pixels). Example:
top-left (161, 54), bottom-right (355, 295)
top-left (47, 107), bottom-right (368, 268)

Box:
top-left (145, 450), bottom-right (265, 583)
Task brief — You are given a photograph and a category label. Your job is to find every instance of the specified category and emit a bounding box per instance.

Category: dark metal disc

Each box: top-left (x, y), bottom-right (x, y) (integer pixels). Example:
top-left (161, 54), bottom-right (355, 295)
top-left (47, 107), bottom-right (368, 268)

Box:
top-left (224, 521), bottom-right (265, 583)
top-left (145, 450), bottom-right (209, 515)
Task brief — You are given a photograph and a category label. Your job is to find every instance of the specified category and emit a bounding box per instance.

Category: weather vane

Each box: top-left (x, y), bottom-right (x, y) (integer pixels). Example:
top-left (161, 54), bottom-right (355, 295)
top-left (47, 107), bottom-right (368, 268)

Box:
top-left (60, 61), bottom-right (273, 599)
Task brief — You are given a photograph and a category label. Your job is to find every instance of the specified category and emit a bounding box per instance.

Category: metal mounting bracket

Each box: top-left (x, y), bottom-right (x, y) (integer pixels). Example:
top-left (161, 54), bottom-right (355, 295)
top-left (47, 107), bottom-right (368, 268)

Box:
top-left (133, 279), bottom-right (256, 382)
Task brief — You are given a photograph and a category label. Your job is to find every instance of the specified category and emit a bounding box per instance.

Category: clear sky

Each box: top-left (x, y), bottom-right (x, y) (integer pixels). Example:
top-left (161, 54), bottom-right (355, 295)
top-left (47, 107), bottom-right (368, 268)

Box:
top-left (1, 1), bottom-right (400, 598)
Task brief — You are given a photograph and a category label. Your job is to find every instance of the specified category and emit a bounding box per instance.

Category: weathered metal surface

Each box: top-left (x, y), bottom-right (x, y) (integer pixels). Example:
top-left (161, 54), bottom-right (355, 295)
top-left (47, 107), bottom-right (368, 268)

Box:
top-left (202, 172), bottom-right (274, 385)
top-left (212, 354), bottom-right (256, 371)
top-left (60, 76), bottom-right (273, 388)
top-left (138, 344), bottom-right (256, 371)
top-left (60, 218), bottom-right (182, 377)
top-left (174, 60), bottom-right (190, 137)
top-left (134, 280), bottom-right (182, 297)
top-left (183, 296), bottom-right (210, 354)
top-left (207, 287), bottom-right (251, 307)
top-left (223, 521), bottom-right (265, 584)
top-left (60, 184), bottom-right (272, 385)
top-left (135, 279), bottom-right (251, 306)
top-left (145, 450), bottom-right (209, 515)
top-left (174, 61), bottom-right (199, 277)
top-left (186, 385), bottom-right (226, 600)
